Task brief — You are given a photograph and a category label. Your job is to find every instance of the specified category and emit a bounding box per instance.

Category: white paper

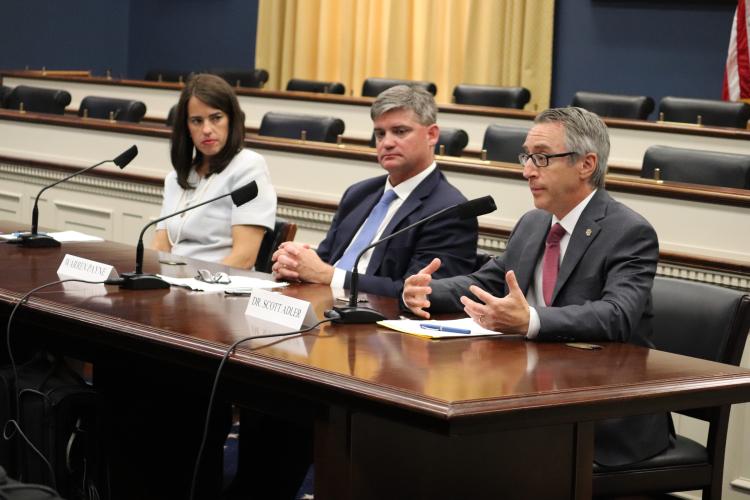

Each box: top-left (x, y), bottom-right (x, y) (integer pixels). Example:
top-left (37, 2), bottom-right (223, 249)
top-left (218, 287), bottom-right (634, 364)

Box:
top-left (0, 231), bottom-right (103, 242)
top-left (378, 317), bottom-right (503, 339)
top-left (157, 275), bottom-right (287, 292)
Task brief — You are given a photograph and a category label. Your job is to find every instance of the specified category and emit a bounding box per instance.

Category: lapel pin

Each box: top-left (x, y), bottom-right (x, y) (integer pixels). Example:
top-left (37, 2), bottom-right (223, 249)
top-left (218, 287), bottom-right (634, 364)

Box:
top-left (585, 228), bottom-right (592, 237)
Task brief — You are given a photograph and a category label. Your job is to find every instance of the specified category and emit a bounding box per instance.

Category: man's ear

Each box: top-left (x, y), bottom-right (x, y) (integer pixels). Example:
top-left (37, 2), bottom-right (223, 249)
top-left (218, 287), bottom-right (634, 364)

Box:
top-left (427, 124), bottom-right (440, 147)
top-left (579, 152), bottom-right (597, 181)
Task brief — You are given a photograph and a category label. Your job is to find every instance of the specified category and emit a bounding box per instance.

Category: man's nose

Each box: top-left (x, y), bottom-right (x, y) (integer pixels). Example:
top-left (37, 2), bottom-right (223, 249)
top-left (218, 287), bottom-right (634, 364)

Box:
top-left (522, 158), bottom-right (537, 179)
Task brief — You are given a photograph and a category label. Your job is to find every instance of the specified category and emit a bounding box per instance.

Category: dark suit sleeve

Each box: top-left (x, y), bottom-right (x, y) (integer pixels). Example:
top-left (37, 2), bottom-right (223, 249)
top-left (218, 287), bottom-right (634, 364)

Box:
top-left (535, 220), bottom-right (658, 343)
top-left (345, 212), bottom-right (478, 298)
top-left (314, 187), bottom-right (351, 264)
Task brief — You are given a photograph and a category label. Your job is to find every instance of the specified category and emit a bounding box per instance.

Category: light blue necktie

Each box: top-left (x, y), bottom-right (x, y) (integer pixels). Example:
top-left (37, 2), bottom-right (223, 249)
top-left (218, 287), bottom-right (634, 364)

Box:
top-left (337, 189), bottom-right (399, 271)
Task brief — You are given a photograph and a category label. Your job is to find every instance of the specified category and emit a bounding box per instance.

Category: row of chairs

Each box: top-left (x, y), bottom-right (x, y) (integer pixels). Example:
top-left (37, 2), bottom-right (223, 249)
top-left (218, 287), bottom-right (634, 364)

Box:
top-left (242, 111), bottom-right (750, 190)
top-left (0, 85), bottom-right (147, 122)
top-left (3, 84), bottom-right (748, 189)
top-left (145, 68), bottom-right (270, 89)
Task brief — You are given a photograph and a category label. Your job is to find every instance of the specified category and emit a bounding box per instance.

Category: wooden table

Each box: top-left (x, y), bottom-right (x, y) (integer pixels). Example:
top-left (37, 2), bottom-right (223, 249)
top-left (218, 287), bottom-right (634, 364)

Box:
top-left (2, 224), bottom-right (750, 499)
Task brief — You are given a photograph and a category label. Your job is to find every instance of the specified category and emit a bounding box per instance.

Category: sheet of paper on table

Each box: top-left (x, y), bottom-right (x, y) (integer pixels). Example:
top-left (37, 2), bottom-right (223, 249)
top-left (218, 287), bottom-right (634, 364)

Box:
top-left (378, 317), bottom-right (504, 339)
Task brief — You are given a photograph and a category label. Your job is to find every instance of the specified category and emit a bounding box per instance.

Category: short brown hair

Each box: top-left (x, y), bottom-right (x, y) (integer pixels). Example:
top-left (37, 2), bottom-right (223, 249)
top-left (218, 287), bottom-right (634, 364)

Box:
top-left (170, 73), bottom-right (245, 189)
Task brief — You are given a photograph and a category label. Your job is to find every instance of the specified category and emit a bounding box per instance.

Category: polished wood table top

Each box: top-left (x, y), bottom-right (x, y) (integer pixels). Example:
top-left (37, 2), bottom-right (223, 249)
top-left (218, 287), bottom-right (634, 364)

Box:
top-left (2, 221), bottom-right (750, 430)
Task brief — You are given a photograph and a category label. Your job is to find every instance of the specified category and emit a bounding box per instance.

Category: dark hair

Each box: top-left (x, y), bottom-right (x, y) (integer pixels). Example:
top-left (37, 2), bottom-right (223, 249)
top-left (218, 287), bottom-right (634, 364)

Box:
top-left (170, 73), bottom-right (245, 189)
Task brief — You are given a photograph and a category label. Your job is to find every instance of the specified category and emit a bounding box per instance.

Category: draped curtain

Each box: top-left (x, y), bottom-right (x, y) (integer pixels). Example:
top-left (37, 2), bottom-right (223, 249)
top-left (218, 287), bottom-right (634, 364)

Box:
top-left (256, 0), bottom-right (555, 110)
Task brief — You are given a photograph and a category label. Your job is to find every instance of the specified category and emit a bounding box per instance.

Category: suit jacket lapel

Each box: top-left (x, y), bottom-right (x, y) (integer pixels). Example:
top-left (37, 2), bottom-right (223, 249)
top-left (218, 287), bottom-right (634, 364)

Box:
top-left (366, 169), bottom-right (441, 274)
top-left (552, 190), bottom-right (608, 303)
top-left (330, 188), bottom-right (382, 263)
top-left (514, 217), bottom-right (549, 294)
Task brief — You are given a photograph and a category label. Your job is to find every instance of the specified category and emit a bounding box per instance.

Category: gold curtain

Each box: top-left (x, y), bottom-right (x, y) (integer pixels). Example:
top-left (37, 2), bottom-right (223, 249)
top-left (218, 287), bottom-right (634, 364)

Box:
top-left (256, 0), bottom-right (555, 110)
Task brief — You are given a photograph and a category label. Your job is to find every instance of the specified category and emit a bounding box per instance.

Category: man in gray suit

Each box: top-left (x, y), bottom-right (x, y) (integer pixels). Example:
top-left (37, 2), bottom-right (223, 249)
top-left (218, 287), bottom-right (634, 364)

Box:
top-left (402, 106), bottom-right (671, 467)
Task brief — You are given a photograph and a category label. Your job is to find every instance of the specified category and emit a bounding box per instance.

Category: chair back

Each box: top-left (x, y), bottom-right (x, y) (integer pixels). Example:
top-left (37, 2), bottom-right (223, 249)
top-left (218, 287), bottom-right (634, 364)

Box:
top-left (641, 145), bottom-right (750, 189)
top-left (0, 86), bottom-right (11, 108)
top-left (78, 96), bottom-right (147, 123)
top-left (435, 128), bottom-right (469, 156)
top-left (255, 219), bottom-right (298, 273)
top-left (286, 79), bottom-right (346, 94)
top-left (452, 84), bottom-right (531, 109)
top-left (6, 85), bottom-right (71, 115)
top-left (482, 125), bottom-right (529, 163)
top-left (571, 91), bottom-right (655, 120)
top-left (144, 69), bottom-right (193, 83)
top-left (361, 78), bottom-right (437, 97)
top-left (210, 69), bottom-right (269, 88)
top-left (651, 277), bottom-right (750, 366)
top-left (659, 96), bottom-right (750, 129)
top-left (259, 112), bottom-right (345, 143)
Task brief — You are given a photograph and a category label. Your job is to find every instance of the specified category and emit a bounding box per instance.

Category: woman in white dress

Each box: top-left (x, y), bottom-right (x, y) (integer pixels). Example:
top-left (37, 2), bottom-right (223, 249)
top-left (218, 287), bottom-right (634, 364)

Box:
top-left (152, 73), bottom-right (276, 268)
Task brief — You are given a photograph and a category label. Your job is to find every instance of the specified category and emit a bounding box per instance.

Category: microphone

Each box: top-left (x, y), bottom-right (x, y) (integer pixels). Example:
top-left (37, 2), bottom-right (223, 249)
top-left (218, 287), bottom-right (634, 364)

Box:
top-left (7, 145), bottom-right (138, 248)
top-left (118, 180), bottom-right (259, 290)
top-left (326, 195), bottom-right (497, 323)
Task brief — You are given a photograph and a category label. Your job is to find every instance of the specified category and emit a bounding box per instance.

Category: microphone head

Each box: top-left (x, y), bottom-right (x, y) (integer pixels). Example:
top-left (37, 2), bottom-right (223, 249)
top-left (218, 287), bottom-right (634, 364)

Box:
top-left (113, 145), bottom-right (138, 169)
top-left (457, 196), bottom-right (496, 219)
top-left (231, 181), bottom-right (258, 207)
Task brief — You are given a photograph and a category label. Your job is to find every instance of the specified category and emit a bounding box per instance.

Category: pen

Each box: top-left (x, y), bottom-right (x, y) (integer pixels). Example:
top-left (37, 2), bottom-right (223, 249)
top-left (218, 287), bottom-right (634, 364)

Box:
top-left (419, 323), bottom-right (472, 334)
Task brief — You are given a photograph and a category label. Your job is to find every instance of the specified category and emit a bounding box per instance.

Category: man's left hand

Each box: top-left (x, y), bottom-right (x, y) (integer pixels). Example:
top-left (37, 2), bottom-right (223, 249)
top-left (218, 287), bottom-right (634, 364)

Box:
top-left (272, 242), bottom-right (335, 285)
top-left (460, 270), bottom-right (530, 334)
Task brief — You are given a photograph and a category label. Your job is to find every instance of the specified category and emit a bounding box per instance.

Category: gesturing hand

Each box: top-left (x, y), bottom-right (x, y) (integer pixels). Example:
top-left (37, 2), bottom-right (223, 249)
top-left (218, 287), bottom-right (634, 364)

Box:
top-left (459, 270), bottom-right (530, 334)
top-left (402, 258), bottom-right (442, 319)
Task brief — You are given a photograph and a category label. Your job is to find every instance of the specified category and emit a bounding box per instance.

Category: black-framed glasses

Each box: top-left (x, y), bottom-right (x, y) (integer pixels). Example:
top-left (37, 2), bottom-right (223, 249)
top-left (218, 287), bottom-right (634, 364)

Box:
top-left (518, 151), bottom-right (577, 168)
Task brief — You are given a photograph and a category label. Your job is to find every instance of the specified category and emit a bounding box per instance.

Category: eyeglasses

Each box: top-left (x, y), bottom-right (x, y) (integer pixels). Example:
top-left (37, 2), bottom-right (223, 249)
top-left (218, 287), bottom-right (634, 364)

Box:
top-left (195, 269), bottom-right (231, 284)
top-left (518, 151), bottom-right (577, 168)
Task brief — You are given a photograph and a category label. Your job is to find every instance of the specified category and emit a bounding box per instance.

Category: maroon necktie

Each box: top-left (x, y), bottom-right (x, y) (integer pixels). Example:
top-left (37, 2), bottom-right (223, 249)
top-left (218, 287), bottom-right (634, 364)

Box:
top-left (542, 223), bottom-right (566, 306)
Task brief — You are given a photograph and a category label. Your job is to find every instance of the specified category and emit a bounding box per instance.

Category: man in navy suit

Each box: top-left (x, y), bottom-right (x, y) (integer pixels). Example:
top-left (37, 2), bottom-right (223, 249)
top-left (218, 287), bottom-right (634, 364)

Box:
top-left (272, 85), bottom-right (478, 297)
top-left (403, 107), bottom-right (671, 467)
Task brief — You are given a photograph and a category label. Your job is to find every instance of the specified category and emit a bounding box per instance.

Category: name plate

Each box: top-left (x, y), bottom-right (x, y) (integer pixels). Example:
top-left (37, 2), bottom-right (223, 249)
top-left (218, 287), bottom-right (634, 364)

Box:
top-left (245, 288), bottom-right (317, 330)
top-left (57, 254), bottom-right (115, 282)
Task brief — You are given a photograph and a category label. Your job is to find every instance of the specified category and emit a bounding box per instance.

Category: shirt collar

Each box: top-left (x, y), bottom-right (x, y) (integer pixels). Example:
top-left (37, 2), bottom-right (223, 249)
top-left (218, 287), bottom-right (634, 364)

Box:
top-left (385, 163), bottom-right (437, 200)
top-left (552, 189), bottom-right (597, 234)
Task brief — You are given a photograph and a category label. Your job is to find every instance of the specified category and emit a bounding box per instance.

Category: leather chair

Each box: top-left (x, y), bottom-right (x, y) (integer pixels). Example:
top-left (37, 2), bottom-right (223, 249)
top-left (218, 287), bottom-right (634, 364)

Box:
top-left (254, 219), bottom-right (298, 273)
top-left (258, 112), bottom-right (345, 143)
top-left (367, 127), bottom-right (469, 157)
top-left (571, 91), bottom-right (655, 120)
top-left (78, 96), bottom-right (147, 123)
top-left (659, 96), bottom-right (750, 129)
top-left (286, 78), bottom-right (346, 95)
top-left (361, 78), bottom-right (437, 97)
top-left (5, 85), bottom-right (71, 115)
top-left (144, 69), bottom-right (193, 83)
top-left (641, 145), bottom-right (750, 189)
top-left (452, 84), bottom-right (531, 109)
top-left (481, 124), bottom-right (529, 163)
top-left (593, 276), bottom-right (750, 500)
top-left (0, 86), bottom-right (11, 108)
top-left (210, 69), bottom-right (269, 88)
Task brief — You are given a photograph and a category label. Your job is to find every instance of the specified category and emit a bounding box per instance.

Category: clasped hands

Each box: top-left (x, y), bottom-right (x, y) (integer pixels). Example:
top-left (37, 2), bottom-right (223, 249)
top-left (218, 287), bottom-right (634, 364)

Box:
top-left (271, 241), bottom-right (334, 285)
top-left (403, 258), bottom-right (530, 334)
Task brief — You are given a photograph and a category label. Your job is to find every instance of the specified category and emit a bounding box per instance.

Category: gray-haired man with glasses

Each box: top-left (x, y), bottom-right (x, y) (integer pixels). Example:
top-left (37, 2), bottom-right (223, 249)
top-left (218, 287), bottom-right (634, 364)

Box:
top-left (402, 106), bottom-right (670, 468)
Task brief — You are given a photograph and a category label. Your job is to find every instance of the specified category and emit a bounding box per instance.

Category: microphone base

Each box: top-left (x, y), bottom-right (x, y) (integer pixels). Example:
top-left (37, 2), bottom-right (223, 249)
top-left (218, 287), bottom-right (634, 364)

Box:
top-left (326, 305), bottom-right (387, 324)
top-left (119, 272), bottom-right (170, 290)
top-left (7, 233), bottom-right (61, 248)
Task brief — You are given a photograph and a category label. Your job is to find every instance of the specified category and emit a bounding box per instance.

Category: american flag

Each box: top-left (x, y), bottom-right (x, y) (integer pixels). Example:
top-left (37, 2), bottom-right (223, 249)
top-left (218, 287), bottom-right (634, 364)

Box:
top-left (723, 0), bottom-right (750, 103)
